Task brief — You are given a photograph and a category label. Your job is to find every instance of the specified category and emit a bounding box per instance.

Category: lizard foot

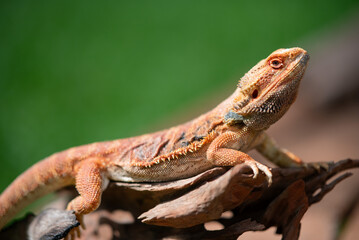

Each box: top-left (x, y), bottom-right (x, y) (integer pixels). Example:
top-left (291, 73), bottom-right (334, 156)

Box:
top-left (243, 160), bottom-right (272, 186)
top-left (64, 214), bottom-right (84, 240)
top-left (64, 227), bottom-right (79, 240)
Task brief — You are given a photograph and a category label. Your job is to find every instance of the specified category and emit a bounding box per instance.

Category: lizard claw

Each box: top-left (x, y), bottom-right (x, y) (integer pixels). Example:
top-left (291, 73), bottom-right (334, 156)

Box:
top-left (64, 213), bottom-right (84, 240)
top-left (245, 161), bottom-right (259, 178)
top-left (244, 161), bottom-right (272, 186)
top-left (64, 225), bottom-right (82, 240)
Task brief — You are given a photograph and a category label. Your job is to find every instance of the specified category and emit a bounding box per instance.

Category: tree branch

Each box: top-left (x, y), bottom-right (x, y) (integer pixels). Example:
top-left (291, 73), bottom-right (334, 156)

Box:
top-left (1, 159), bottom-right (358, 240)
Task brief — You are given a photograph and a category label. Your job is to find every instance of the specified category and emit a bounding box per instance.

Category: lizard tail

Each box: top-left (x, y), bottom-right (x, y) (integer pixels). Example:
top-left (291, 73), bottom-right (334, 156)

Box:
top-left (0, 153), bottom-right (75, 229)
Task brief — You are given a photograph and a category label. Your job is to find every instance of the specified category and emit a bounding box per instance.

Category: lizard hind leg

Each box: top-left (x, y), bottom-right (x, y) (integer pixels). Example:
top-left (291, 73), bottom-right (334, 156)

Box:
top-left (65, 158), bottom-right (108, 239)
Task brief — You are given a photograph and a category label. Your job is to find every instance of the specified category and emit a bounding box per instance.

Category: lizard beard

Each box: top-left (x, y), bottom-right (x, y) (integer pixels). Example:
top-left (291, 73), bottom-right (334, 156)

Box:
top-left (241, 83), bottom-right (299, 130)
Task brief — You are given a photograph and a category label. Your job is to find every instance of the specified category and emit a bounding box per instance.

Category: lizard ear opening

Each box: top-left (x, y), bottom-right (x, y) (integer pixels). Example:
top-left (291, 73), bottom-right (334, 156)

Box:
top-left (251, 89), bottom-right (259, 99)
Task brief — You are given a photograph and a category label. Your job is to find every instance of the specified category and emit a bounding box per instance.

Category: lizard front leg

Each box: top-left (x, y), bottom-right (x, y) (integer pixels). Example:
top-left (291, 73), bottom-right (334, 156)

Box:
top-left (255, 132), bottom-right (303, 168)
top-left (207, 131), bottom-right (272, 184)
top-left (66, 158), bottom-right (108, 239)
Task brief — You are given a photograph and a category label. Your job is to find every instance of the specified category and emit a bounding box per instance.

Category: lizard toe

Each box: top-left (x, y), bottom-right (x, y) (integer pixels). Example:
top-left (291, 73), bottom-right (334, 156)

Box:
top-left (65, 225), bottom-right (81, 240)
top-left (243, 160), bottom-right (272, 185)
top-left (63, 212), bottom-right (84, 240)
top-left (255, 162), bottom-right (272, 186)
top-left (244, 161), bottom-right (259, 179)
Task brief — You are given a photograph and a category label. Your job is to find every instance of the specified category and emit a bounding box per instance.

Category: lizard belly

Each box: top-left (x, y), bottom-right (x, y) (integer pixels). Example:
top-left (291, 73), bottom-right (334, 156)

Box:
top-left (107, 156), bottom-right (214, 182)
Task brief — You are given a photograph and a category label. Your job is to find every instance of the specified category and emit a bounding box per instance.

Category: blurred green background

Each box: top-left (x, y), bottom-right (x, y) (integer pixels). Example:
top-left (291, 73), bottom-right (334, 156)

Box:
top-left (1, 0), bottom-right (358, 192)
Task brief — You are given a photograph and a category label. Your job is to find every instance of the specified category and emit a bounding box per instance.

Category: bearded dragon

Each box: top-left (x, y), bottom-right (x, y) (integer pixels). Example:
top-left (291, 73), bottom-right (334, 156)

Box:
top-left (0, 47), bottom-right (309, 236)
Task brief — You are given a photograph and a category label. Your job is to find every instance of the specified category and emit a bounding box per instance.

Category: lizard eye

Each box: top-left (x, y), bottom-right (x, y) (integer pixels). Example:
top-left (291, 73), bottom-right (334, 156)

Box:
top-left (269, 58), bottom-right (283, 69)
top-left (251, 89), bottom-right (259, 99)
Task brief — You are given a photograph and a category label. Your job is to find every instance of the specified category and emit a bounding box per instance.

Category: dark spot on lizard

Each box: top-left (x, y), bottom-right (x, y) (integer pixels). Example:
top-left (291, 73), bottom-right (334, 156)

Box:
top-left (156, 139), bottom-right (170, 156)
top-left (177, 132), bottom-right (185, 141)
top-left (181, 135), bottom-right (205, 147)
top-left (181, 141), bottom-right (190, 147)
top-left (192, 135), bottom-right (204, 141)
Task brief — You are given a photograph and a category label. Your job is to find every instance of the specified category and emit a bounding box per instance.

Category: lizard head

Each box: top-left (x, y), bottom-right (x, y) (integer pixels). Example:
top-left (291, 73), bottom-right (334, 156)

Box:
top-left (226, 47), bottom-right (309, 130)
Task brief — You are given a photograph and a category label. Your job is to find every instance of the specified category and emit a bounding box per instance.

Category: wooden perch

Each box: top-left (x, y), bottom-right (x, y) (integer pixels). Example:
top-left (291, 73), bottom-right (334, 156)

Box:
top-left (1, 159), bottom-right (358, 240)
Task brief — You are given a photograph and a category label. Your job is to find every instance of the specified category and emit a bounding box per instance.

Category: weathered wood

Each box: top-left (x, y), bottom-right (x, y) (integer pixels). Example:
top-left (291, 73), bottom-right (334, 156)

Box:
top-left (1, 159), bottom-right (358, 240)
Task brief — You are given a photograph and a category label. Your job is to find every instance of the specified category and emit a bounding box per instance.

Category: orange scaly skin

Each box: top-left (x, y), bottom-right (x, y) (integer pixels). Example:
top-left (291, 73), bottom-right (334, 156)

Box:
top-left (0, 48), bottom-right (309, 236)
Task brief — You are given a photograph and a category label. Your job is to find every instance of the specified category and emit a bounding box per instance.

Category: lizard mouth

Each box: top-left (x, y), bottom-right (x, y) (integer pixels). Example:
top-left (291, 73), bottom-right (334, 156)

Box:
top-left (299, 52), bottom-right (309, 66)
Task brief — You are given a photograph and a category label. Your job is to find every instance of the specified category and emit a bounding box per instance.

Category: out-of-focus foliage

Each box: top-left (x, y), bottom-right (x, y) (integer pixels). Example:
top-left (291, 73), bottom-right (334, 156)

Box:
top-left (0, 0), bottom-right (358, 191)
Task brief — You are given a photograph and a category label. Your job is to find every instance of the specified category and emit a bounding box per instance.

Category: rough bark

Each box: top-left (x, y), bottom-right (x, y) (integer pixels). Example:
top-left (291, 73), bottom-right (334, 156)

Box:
top-left (1, 159), bottom-right (358, 240)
